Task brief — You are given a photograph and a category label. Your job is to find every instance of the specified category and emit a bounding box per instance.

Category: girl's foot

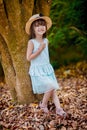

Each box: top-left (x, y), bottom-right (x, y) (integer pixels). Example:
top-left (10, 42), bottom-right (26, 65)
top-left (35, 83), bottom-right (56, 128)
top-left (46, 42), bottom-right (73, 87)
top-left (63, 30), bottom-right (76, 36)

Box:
top-left (39, 102), bottom-right (49, 113)
top-left (56, 108), bottom-right (67, 118)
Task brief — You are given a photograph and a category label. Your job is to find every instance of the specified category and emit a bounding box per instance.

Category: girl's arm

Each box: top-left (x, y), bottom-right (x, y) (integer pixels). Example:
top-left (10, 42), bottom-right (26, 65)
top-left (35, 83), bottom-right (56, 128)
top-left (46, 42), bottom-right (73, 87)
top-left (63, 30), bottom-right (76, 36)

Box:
top-left (26, 40), bottom-right (45, 61)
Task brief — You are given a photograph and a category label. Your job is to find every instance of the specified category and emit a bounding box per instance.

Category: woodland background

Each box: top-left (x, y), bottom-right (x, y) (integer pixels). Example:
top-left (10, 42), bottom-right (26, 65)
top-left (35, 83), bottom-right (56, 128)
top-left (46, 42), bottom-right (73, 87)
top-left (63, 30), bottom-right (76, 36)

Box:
top-left (49, 0), bottom-right (87, 69)
top-left (0, 0), bottom-right (87, 75)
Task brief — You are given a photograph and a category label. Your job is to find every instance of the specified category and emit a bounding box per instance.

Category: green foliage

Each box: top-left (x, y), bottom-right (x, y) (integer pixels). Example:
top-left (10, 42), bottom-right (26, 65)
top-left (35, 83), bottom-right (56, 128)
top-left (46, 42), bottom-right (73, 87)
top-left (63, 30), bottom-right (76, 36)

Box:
top-left (49, 0), bottom-right (87, 69)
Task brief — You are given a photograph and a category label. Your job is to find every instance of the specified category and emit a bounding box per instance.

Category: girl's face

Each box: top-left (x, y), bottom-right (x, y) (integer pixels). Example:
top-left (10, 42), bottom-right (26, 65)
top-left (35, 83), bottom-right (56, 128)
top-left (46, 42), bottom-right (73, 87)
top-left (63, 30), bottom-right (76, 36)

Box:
top-left (33, 19), bottom-right (47, 36)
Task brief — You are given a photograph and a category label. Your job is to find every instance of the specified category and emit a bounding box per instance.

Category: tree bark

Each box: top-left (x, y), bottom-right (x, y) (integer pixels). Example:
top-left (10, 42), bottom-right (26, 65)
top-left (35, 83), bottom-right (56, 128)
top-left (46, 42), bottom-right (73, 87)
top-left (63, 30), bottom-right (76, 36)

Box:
top-left (0, 0), bottom-right (52, 104)
top-left (0, 34), bottom-right (17, 101)
top-left (34, 0), bottom-right (52, 15)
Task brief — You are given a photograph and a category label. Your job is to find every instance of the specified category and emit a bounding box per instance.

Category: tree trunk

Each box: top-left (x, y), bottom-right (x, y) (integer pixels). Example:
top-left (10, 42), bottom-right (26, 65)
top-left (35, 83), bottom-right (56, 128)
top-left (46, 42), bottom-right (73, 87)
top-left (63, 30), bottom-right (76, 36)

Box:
top-left (0, 34), bottom-right (17, 101)
top-left (34, 0), bottom-right (52, 15)
top-left (0, 0), bottom-right (52, 104)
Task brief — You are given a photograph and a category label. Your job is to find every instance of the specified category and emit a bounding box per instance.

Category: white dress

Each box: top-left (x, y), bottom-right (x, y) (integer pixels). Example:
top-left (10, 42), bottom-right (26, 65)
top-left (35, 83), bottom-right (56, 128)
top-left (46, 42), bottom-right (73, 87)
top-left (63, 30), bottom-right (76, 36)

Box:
top-left (28, 38), bottom-right (59, 94)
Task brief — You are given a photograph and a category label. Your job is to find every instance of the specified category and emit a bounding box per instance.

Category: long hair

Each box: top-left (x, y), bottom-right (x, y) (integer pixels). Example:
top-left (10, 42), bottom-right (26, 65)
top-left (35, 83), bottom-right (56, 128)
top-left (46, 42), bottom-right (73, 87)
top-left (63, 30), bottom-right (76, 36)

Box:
top-left (29, 19), bottom-right (47, 39)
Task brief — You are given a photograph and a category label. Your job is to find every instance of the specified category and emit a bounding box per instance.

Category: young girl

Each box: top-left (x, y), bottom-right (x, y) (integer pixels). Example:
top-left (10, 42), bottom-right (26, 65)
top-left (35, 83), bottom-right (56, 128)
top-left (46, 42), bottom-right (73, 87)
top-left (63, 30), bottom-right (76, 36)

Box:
top-left (25, 14), bottom-right (66, 117)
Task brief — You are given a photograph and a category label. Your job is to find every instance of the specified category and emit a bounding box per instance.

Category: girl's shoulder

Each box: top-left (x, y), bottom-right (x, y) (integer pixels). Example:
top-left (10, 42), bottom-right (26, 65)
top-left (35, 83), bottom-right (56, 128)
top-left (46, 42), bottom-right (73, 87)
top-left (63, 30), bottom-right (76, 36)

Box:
top-left (28, 38), bottom-right (34, 42)
top-left (28, 38), bottom-right (49, 45)
top-left (44, 38), bottom-right (49, 43)
top-left (28, 39), bottom-right (35, 44)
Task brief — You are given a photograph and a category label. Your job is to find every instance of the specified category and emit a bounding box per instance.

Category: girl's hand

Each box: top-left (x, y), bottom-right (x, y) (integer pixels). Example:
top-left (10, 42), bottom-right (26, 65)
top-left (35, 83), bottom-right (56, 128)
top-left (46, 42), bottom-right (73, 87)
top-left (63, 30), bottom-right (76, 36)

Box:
top-left (38, 43), bottom-right (46, 52)
top-left (26, 41), bottom-right (46, 61)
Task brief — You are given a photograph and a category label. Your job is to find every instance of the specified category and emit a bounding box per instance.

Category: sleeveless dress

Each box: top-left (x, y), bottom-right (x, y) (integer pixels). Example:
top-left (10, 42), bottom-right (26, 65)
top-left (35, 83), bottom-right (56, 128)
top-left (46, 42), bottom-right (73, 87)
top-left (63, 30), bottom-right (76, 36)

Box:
top-left (28, 38), bottom-right (59, 94)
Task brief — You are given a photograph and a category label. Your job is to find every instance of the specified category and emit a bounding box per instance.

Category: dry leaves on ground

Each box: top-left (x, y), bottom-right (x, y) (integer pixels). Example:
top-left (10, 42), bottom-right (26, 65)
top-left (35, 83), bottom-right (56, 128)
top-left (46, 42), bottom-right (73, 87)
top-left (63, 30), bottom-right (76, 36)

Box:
top-left (0, 63), bottom-right (87, 130)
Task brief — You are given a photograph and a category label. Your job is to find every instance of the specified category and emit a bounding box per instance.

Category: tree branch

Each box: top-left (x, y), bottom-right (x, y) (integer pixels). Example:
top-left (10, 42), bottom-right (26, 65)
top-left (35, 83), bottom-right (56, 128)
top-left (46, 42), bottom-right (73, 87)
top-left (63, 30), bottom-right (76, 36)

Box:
top-left (0, 0), bottom-right (8, 36)
top-left (0, 34), bottom-right (17, 102)
top-left (22, 0), bottom-right (34, 22)
top-left (4, 0), bottom-right (23, 34)
top-left (34, 0), bottom-right (52, 16)
top-left (0, 34), bottom-right (16, 77)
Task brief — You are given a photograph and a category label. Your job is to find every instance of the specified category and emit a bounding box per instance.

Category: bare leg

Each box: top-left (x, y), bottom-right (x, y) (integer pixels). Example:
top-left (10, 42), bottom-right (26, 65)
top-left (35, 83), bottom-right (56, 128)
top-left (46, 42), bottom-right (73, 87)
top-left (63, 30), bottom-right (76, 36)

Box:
top-left (52, 90), bottom-right (67, 117)
top-left (42, 90), bottom-right (53, 106)
top-left (52, 90), bottom-right (61, 109)
top-left (39, 90), bottom-right (53, 113)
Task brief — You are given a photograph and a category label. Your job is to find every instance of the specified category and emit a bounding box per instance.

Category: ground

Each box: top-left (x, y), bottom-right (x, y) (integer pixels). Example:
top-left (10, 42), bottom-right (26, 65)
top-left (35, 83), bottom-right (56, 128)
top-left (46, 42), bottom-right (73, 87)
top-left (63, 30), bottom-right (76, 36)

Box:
top-left (0, 62), bottom-right (87, 130)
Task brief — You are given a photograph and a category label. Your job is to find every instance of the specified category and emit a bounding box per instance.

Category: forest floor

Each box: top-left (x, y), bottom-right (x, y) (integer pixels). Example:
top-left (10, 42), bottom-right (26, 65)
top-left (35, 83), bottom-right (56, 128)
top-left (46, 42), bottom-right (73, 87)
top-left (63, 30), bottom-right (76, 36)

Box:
top-left (0, 62), bottom-right (87, 130)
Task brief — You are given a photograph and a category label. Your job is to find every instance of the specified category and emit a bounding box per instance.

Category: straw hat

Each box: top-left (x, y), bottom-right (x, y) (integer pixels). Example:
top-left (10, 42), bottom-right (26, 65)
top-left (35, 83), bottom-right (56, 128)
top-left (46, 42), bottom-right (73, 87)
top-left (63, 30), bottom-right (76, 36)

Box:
top-left (25, 13), bottom-right (52, 35)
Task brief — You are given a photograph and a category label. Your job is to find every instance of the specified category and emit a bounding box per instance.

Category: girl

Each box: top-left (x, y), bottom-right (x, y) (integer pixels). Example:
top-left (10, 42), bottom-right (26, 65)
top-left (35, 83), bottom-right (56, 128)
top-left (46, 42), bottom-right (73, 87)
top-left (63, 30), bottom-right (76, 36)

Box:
top-left (25, 14), bottom-right (66, 117)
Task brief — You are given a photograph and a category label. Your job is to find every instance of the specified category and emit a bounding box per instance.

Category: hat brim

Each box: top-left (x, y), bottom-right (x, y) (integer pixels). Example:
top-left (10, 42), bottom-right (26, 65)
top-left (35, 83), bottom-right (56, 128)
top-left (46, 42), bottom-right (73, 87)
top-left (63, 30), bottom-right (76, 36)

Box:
top-left (25, 16), bottom-right (52, 35)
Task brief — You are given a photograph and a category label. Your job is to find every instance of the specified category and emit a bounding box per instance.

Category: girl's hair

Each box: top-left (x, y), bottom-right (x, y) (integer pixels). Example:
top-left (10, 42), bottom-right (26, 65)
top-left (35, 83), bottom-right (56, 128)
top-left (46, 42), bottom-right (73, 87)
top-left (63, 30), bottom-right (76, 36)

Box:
top-left (29, 19), bottom-right (47, 39)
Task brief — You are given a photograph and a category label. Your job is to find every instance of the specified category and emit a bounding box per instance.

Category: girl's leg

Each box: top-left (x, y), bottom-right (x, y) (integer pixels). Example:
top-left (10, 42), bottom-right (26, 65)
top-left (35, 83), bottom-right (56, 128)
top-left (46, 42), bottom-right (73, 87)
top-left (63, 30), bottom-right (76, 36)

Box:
top-left (52, 90), bottom-right (60, 109)
top-left (52, 90), bottom-right (61, 109)
top-left (39, 90), bottom-right (53, 113)
top-left (52, 90), bottom-right (67, 117)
